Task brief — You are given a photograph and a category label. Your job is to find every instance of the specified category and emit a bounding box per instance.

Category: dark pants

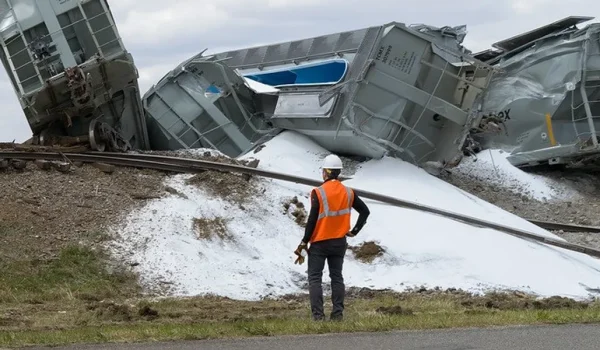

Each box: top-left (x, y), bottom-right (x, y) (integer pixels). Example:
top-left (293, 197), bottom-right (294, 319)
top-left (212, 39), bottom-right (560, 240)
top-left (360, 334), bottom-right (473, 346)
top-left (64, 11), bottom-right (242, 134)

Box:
top-left (307, 237), bottom-right (347, 320)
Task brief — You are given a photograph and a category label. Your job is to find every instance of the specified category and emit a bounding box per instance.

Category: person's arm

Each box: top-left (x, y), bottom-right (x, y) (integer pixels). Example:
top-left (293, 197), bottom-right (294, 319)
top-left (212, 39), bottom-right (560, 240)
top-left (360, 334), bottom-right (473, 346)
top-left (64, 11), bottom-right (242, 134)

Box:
top-left (301, 190), bottom-right (320, 244)
top-left (349, 193), bottom-right (370, 235)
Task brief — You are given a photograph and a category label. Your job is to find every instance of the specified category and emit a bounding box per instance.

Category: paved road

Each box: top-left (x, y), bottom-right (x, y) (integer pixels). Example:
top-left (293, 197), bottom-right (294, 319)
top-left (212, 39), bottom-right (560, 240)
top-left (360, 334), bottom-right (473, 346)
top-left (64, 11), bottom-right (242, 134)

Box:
top-left (27, 324), bottom-right (600, 350)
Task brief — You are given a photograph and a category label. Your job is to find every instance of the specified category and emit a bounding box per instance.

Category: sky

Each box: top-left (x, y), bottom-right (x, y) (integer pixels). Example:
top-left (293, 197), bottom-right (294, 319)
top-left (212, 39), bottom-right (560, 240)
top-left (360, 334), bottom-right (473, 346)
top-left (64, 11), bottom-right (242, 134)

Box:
top-left (0, 0), bottom-right (597, 142)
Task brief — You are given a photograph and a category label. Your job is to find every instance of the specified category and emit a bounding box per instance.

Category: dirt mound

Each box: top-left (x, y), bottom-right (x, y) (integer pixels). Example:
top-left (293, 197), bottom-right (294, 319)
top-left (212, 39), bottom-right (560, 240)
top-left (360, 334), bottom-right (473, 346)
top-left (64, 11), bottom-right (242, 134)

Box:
top-left (283, 196), bottom-right (307, 227)
top-left (138, 149), bottom-right (236, 164)
top-left (86, 301), bottom-right (133, 322)
top-left (83, 300), bottom-right (160, 323)
top-left (140, 149), bottom-right (264, 202)
top-left (138, 304), bottom-right (159, 320)
top-left (185, 170), bottom-right (264, 203)
top-left (193, 217), bottom-right (232, 241)
top-left (349, 241), bottom-right (385, 263)
top-left (138, 149), bottom-right (260, 169)
top-left (0, 310), bottom-right (32, 330)
top-left (371, 287), bottom-right (590, 311)
top-left (0, 161), bottom-right (166, 260)
top-left (462, 293), bottom-right (590, 311)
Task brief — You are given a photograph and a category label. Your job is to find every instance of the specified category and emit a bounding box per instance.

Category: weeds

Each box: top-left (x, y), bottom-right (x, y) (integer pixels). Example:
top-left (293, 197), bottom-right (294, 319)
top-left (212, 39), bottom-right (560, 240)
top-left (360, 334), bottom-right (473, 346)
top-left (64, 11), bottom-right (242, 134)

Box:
top-left (0, 245), bottom-right (138, 304)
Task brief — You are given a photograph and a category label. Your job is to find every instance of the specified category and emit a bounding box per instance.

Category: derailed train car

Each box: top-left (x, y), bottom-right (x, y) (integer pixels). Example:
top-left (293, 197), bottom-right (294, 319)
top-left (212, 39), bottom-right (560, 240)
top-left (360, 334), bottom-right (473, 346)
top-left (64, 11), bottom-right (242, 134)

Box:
top-left (471, 16), bottom-right (600, 168)
top-left (142, 52), bottom-right (277, 158)
top-left (0, 0), bottom-right (149, 151)
top-left (145, 22), bottom-right (497, 170)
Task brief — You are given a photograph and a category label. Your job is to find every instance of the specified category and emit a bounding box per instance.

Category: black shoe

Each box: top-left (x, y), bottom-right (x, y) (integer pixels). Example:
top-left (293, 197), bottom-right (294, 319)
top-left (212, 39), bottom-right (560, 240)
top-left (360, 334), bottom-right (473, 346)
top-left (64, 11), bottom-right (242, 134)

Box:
top-left (330, 315), bottom-right (343, 322)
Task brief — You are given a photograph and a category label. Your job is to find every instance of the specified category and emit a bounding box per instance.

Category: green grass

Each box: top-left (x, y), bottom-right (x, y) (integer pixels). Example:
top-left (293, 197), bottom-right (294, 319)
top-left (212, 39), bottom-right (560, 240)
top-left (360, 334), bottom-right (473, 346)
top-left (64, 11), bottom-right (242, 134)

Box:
top-left (1, 244), bottom-right (600, 348)
top-left (0, 245), bottom-right (139, 304)
top-left (3, 306), bottom-right (600, 347)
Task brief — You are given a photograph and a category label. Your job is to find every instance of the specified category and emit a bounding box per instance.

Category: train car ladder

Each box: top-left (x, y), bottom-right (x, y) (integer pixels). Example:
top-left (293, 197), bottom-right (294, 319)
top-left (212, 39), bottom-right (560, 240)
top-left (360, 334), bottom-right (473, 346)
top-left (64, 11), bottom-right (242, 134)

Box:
top-left (572, 33), bottom-right (600, 149)
top-left (77, 0), bottom-right (124, 59)
top-left (1, 0), bottom-right (44, 95)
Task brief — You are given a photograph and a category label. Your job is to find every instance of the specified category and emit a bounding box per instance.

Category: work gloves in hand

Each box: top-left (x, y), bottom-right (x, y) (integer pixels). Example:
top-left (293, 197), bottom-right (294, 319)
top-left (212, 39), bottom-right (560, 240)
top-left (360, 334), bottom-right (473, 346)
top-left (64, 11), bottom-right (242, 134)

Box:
top-left (294, 241), bottom-right (308, 265)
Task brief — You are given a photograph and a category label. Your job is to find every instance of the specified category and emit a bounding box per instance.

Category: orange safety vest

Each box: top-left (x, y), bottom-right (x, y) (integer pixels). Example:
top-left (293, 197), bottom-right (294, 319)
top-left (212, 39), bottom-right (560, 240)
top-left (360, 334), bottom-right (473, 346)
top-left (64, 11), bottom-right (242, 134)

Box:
top-left (310, 179), bottom-right (354, 243)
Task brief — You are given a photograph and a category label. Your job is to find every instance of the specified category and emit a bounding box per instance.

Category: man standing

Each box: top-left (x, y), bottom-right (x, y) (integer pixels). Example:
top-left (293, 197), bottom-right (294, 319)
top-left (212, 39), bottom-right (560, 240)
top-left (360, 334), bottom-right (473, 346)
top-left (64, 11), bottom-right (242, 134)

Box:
top-left (294, 154), bottom-right (370, 321)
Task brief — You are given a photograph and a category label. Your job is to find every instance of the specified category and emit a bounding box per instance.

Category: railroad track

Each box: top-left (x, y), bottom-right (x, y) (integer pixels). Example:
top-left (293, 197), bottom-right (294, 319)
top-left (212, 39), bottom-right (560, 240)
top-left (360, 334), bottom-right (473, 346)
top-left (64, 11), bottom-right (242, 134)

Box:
top-left (2, 150), bottom-right (600, 260)
top-left (527, 220), bottom-right (600, 233)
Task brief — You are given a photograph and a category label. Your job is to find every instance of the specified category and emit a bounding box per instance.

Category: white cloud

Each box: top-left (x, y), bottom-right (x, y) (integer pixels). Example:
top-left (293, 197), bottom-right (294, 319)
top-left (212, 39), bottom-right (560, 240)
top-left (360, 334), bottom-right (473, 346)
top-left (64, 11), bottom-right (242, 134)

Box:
top-left (265, 0), bottom-right (324, 7)
top-left (511, 0), bottom-right (553, 14)
top-left (0, 0), bottom-right (598, 141)
top-left (0, 71), bottom-right (32, 143)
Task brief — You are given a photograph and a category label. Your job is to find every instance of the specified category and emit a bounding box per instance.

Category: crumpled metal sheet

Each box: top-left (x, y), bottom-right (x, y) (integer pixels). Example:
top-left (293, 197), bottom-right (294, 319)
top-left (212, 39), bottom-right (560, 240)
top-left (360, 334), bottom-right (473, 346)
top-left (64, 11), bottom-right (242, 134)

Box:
top-left (409, 23), bottom-right (468, 45)
top-left (471, 22), bottom-right (600, 167)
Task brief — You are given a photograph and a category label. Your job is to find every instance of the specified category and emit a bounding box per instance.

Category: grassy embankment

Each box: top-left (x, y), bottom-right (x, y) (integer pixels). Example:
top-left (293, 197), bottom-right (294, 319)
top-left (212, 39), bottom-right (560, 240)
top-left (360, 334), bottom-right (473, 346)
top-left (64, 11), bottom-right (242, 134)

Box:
top-left (1, 233), bottom-right (600, 347)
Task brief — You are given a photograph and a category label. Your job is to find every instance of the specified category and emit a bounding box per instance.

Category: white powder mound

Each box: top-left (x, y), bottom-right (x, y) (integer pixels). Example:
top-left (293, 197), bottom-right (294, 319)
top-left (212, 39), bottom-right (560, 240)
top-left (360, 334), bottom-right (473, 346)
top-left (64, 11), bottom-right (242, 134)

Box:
top-left (454, 149), bottom-right (575, 201)
top-left (109, 131), bottom-right (600, 301)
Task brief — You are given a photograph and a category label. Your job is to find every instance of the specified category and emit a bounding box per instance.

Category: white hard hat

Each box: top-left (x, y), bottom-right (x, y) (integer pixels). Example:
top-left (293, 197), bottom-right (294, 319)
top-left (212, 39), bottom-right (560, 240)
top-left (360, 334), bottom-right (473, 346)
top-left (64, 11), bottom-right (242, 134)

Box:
top-left (322, 154), bottom-right (343, 169)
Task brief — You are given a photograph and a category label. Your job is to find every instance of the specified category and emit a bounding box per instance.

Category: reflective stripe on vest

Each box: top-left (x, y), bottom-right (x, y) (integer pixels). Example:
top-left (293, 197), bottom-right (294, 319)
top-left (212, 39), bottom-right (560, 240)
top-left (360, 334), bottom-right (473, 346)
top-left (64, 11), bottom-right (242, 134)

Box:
top-left (316, 186), bottom-right (353, 220)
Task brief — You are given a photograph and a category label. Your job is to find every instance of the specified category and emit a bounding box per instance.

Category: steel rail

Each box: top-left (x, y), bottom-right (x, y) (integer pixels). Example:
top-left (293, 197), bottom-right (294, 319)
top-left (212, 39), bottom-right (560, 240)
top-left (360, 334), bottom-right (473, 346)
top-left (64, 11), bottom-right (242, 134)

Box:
top-left (2, 150), bottom-right (600, 260)
top-left (527, 220), bottom-right (600, 233)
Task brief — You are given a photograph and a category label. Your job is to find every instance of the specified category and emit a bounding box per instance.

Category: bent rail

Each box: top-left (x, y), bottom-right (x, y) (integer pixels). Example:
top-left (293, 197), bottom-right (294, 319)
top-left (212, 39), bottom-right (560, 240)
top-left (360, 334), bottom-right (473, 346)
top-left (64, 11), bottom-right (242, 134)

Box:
top-left (526, 220), bottom-right (600, 233)
top-left (2, 150), bottom-right (600, 260)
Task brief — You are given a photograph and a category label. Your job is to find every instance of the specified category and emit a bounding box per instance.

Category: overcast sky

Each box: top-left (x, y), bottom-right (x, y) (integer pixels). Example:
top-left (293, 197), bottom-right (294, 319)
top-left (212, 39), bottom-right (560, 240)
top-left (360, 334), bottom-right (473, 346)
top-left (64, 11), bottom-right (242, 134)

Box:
top-left (0, 0), bottom-right (597, 142)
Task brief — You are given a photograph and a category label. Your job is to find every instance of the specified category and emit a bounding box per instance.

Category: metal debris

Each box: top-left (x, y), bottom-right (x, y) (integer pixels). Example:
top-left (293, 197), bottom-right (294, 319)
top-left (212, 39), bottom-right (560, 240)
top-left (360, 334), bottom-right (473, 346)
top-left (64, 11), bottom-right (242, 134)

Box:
top-left (470, 16), bottom-right (600, 169)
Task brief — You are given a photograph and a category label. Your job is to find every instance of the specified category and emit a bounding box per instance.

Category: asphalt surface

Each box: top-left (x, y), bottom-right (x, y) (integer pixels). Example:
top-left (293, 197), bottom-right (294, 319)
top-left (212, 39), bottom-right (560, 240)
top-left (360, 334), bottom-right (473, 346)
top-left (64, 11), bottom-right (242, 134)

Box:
top-left (25, 324), bottom-right (600, 350)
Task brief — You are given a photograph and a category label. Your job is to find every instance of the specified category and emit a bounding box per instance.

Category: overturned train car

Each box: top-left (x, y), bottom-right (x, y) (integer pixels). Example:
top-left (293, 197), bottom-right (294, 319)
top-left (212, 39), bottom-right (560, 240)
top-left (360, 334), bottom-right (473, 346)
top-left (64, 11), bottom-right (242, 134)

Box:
top-left (471, 16), bottom-right (600, 168)
top-left (0, 0), bottom-right (149, 151)
top-left (144, 22), bottom-right (497, 169)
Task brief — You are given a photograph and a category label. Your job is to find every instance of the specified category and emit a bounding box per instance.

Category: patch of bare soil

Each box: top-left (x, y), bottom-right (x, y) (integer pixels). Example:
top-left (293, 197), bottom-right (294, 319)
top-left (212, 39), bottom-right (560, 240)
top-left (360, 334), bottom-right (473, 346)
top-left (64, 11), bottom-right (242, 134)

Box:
top-left (474, 294), bottom-right (589, 310)
top-left (85, 301), bottom-right (134, 322)
top-left (139, 150), bottom-right (265, 204)
top-left (0, 310), bottom-right (32, 329)
top-left (283, 196), bottom-right (307, 227)
top-left (193, 217), bottom-right (232, 241)
top-left (138, 303), bottom-right (160, 320)
top-left (165, 185), bottom-right (188, 199)
top-left (185, 170), bottom-right (264, 203)
top-left (0, 161), bottom-right (166, 260)
top-left (137, 149), bottom-right (260, 168)
top-left (59, 295), bottom-right (309, 329)
top-left (349, 241), bottom-right (385, 263)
